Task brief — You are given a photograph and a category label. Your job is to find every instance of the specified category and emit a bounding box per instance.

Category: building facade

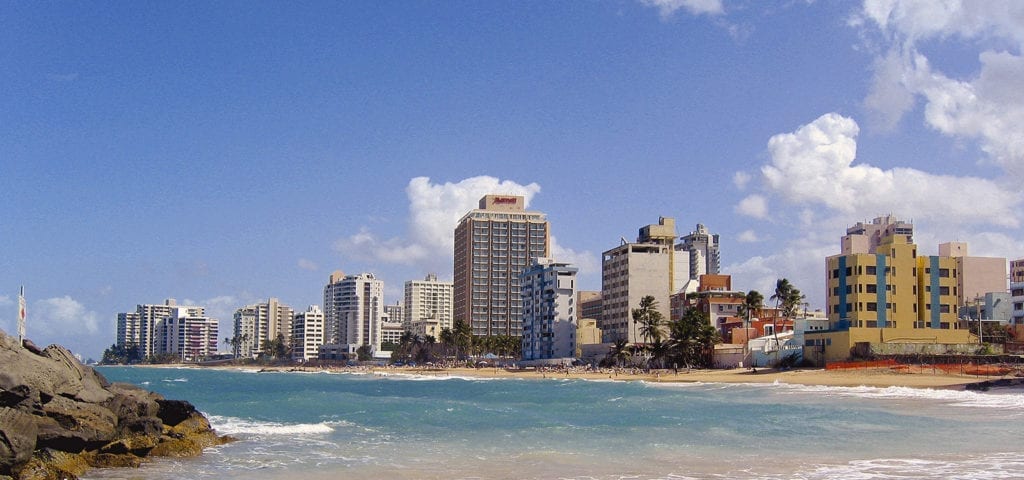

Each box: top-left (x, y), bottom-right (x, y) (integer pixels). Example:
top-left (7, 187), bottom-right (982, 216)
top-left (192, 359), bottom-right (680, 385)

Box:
top-left (404, 273), bottom-right (454, 336)
top-left (292, 305), bottom-right (325, 362)
top-left (116, 299), bottom-right (204, 358)
top-left (841, 215), bottom-right (914, 254)
top-left (679, 223), bottom-right (720, 282)
top-left (232, 298), bottom-right (295, 358)
top-left (520, 258), bottom-right (578, 361)
top-left (938, 242), bottom-right (1007, 315)
top-left (323, 271), bottom-right (386, 354)
top-left (155, 307), bottom-right (219, 362)
top-left (805, 234), bottom-right (975, 364)
top-left (454, 195), bottom-right (550, 337)
top-left (600, 218), bottom-right (686, 343)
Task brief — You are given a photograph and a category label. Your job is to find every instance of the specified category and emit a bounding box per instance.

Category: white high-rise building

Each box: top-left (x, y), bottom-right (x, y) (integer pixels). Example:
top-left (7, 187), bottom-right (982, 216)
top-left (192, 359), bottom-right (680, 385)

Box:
top-left (116, 299), bottom-right (204, 358)
top-left (292, 305), bottom-right (325, 361)
top-left (323, 271), bottom-right (386, 354)
top-left (521, 258), bottom-right (578, 361)
top-left (405, 273), bottom-right (454, 338)
top-left (680, 223), bottom-right (720, 282)
top-left (155, 307), bottom-right (219, 362)
top-left (232, 298), bottom-right (295, 358)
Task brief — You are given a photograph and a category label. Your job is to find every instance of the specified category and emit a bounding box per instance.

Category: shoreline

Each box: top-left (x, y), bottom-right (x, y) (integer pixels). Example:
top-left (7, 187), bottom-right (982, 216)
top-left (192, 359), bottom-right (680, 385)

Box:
top-left (121, 363), bottom-right (1023, 391)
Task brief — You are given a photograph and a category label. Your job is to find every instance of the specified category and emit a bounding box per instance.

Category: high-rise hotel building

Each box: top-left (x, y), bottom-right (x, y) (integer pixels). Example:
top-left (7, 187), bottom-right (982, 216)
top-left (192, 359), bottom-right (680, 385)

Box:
top-left (454, 195), bottom-right (549, 337)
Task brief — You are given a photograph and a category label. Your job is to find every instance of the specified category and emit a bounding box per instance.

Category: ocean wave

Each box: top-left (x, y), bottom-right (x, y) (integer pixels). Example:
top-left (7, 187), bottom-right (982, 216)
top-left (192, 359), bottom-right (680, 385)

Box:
top-left (800, 452), bottom-right (1024, 479)
top-left (207, 415), bottom-right (345, 436)
top-left (775, 383), bottom-right (1024, 410)
top-left (161, 377), bottom-right (188, 383)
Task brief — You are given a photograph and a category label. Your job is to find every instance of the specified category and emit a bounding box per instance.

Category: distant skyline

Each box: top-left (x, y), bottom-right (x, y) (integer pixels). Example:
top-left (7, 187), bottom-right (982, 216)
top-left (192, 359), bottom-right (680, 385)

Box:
top-left (3, 1), bottom-right (1023, 360)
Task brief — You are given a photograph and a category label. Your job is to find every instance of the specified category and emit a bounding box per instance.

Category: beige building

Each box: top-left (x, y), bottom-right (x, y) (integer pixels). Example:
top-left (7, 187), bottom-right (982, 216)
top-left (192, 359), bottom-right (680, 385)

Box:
top-left (233, 298), bottom-right (295, 358)
top-left (578, 291), bottom-right (602, 322)
top-left (842, 215), bottom-right (914, 254)
top-left (404, 273), bottom-right (453, 336)
top-left (600, 217), bottom-right (687, 343)
top-left (1011, 258), bottom-right (1024, 284)
top-left (454, 195), bottom-right (549, 337)
top-left (938, 242), bottom-right (1007, 312)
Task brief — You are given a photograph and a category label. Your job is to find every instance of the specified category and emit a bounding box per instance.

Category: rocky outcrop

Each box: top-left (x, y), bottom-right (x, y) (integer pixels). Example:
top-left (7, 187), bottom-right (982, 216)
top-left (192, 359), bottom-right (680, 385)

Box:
top-left (0, 330), bottom-right (231, 479)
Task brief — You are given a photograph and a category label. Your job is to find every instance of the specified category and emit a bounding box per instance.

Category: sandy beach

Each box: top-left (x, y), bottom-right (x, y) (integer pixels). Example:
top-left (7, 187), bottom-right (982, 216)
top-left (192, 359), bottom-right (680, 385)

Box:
top-left (228, 363), bottom-right (1021, 390)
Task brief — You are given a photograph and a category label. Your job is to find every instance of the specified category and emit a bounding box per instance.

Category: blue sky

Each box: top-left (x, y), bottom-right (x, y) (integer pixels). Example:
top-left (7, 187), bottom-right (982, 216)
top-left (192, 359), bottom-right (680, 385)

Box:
top-left (2, 1), bottom-right (1023, 360)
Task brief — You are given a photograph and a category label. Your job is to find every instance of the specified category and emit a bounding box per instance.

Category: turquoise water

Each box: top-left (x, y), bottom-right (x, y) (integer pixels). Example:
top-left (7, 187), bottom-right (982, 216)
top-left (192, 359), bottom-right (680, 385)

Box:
top-left (86, 367), bottom-right (1024, 479)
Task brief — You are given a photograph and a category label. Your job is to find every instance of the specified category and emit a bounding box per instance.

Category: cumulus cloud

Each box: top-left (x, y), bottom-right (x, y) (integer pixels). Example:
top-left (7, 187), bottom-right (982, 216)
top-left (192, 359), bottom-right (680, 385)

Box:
top-left (857, 0), bottom-right (1024, 180)
top-left (335, 176), bottom-right (541, 270)
top-left (0, 295), bottom-right (108, 358)
top-left (551, 236), bottom-right (600, 276)
top-left (737, 230), bottom-right (760, 243)
top-left (760, 112), bottom-right (1021, 227)
top-left (640, 0), bottom-right (724, 18)
top-left (735, 194), bottom-right (768, 219)
top-left (726, 238), bottom-right (835, 309)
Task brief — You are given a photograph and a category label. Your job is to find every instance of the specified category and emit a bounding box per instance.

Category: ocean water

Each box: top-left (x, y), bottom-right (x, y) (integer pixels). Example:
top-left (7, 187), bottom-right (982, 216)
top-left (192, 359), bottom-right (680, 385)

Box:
top-left (85, 367), bottom-right (1024, 480)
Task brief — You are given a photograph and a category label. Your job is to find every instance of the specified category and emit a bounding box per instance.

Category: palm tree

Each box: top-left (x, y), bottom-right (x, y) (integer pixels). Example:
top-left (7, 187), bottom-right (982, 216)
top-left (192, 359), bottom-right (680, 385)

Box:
top-left (633, 295), bottom-right (665, 345)
top-left (606, 338), bottom-right (631, 367)
top-left (769, 279), bottom-right (804, 366)
top-left (741, 290), bottom-right (763, 367)
top-left (668, 307), bottom-right (719, 370)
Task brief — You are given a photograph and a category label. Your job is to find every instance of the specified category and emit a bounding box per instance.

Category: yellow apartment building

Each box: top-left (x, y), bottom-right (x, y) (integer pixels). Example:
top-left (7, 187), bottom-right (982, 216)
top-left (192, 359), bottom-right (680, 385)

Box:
top-left (805, 235), bottom-right (976, 365)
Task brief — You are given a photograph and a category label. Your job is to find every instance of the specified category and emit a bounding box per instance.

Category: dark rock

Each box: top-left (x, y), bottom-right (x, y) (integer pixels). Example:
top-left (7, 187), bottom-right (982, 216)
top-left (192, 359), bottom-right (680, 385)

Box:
top-left (155, 399), bottom-right (198, 427)
top-left (0, 329), bottom-right (228, 479)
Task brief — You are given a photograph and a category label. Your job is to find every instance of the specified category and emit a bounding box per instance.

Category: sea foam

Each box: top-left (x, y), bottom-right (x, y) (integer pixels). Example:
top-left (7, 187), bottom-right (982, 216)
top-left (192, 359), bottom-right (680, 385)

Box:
top-left (208, 415), bottom-right (341, 436)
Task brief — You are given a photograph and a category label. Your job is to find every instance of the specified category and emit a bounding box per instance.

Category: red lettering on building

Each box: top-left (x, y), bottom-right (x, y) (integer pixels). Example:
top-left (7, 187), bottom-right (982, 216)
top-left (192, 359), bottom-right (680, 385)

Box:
top-left (492, 197), bottom-right (518, 204)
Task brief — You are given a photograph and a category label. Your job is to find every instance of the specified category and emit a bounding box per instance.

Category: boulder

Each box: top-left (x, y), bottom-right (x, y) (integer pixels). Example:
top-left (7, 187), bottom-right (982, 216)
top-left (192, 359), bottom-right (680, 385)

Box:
top-left (36, 396), bottom-right (117, 453)
top-left (0, 408), bottom-right (38, 475)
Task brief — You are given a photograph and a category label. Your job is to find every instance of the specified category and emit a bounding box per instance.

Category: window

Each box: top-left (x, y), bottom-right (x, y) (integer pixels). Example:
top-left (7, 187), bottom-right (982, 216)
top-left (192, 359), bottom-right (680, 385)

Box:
top-left (940, 305), bottom-right (950, 313)
top-left (866, 266), bottom-right (877, 275)
top-left (866, 302), bottom-right (877, 312)
top-left (939, 268), bottom-right (950, 278)
top-left (866, 284), bottom-right (877, 293)
top-left (939, 286), bottom-right (950, 295)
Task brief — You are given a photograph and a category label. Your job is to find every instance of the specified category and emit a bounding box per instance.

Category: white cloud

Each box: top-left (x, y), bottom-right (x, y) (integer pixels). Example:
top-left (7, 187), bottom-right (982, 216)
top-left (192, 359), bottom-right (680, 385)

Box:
top-left (760, 112), bottom-right (1021, 227)
top-left (0, 295), bottom-right (11, 307)
top-left (737, 230), bottom-right (760, 243)
top-left (334, 176), bottom-right (541, 271)
top-left (640, 0), bottom-right (724, 18)
top-left (32, 296), bottom-right (101, 337)
top-left (550, 236), bottom-right (600, 278)
top-left (726, 239), bottom-right (834, 309)
top-left (297, 258), bottom-right (319, 271)
top-left (858, 0), bottom-right (1024, 180)
top-left (735, 194), bottom-right (768, 219)
top-left (733, 171), bottom-right (752, 190)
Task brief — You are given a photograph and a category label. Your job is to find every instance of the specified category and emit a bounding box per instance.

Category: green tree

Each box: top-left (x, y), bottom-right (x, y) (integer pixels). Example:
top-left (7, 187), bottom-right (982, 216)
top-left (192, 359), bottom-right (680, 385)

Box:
top-left (604, 338), bottom-right (631, 367)
top-left (668, 307), bottom-right (719, 369)
top-left (769, 278), bottom-right (804, 364)
top-left (632, 295), bottom-right (665, 345)
top-left (356, 345), bottom-right (373, 361)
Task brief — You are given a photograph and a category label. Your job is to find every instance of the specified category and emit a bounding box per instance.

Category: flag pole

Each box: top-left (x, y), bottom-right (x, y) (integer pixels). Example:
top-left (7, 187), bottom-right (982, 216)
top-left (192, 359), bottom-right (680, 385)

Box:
top-left (18, 286), bottom-right (26, 347)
